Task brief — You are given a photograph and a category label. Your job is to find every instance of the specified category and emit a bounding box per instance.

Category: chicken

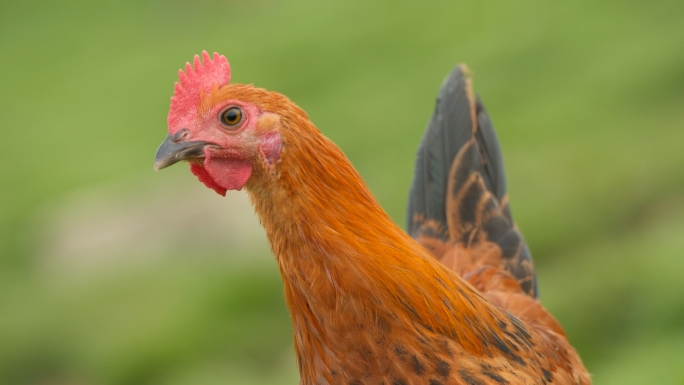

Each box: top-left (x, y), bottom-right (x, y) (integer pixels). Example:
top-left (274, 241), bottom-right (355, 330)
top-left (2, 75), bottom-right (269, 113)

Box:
top-left (154, 52), bottom-right (590, 385)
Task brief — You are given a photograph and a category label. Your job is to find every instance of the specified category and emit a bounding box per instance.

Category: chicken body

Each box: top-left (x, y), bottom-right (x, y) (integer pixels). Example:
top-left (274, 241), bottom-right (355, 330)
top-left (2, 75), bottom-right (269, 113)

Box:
top-left (154, 52), bottom-right (590, 385)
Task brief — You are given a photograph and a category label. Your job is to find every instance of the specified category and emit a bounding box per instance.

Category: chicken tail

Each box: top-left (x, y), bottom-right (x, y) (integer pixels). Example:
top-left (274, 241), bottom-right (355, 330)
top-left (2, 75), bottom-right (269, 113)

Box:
top-left (407, 65), bottom-right (538, 297)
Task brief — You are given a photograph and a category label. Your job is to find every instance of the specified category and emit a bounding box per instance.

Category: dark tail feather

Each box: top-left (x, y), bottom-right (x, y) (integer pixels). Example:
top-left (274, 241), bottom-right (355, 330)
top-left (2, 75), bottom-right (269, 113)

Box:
top-left (473, 97), bottom-right (508, 215)
top-left (407, 65), bottom-right (538, 297)
top-left (407, 65), bottom-right (475, 241)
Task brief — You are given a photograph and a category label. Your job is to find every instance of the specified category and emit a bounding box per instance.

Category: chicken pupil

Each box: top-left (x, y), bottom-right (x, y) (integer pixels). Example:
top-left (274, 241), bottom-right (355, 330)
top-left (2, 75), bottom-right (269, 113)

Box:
top-left (223, 108), bottom-right (240, 124)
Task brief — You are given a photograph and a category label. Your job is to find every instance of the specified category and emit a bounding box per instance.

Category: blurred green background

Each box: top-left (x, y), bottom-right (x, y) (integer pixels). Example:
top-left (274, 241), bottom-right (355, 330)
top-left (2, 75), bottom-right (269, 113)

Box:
top-left (1, 1), bottom-right (684, 384)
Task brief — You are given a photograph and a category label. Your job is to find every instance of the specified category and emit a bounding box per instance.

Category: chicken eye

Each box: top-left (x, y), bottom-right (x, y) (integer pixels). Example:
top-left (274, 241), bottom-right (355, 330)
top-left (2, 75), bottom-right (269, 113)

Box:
top-left (220, 107), bottom-right (242, 128)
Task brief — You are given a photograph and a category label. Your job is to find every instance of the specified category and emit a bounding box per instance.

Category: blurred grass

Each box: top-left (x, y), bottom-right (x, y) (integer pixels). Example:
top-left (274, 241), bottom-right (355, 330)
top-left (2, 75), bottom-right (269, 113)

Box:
top-left (1, 0), bottom-right (684, 384)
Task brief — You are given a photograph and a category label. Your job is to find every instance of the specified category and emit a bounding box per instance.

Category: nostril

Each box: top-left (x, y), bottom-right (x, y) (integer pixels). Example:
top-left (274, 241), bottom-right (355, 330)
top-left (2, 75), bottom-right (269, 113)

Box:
top-left (172, 129), bottom-right (190, 143)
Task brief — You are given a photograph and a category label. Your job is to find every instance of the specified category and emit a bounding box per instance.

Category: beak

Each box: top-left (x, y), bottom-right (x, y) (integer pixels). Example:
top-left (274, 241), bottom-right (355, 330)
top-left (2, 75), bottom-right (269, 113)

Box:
top-left (154, 131), bottom-right (214, 171)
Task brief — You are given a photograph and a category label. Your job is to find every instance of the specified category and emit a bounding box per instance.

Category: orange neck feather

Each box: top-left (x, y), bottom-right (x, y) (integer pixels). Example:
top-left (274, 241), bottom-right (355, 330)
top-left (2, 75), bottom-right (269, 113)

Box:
top-left (245, 98), bottom-right (511, 382)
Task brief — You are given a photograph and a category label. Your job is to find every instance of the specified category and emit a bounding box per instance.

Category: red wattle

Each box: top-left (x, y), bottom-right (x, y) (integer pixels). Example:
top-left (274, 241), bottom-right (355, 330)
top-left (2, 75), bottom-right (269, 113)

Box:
top-left (204, 157), bottom-right (253, 192)
top-left (190, 163), bottom-right (228, 196)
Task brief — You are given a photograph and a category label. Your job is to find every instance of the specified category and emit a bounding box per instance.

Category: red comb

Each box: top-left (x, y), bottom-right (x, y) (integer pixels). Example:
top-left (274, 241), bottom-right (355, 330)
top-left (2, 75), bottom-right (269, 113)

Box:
top-left (168, 51), bottom-right (231, 130)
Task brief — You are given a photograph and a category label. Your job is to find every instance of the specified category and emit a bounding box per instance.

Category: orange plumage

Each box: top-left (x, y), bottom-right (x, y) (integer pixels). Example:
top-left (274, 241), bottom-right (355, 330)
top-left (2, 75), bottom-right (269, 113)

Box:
top-left (155, 52), bottom-right (590, 385)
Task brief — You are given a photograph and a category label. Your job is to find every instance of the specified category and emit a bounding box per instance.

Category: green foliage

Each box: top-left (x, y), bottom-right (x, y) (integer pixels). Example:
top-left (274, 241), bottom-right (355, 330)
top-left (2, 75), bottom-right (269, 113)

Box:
top-left (1, 0), bottom-right (683, 383)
